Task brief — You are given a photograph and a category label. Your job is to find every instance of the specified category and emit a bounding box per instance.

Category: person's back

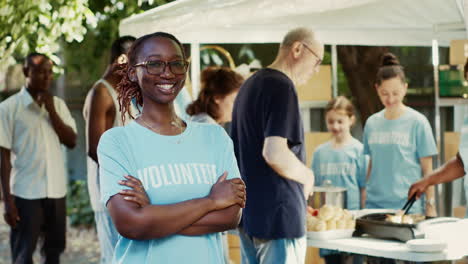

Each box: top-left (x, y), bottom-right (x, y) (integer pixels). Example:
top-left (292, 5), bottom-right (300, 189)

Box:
top-left (232, 68), bottom-right (306, 237)
top-left (82, 35), bottom-right (136, 264)
top-left (231, 27), bottom-right (323, 264)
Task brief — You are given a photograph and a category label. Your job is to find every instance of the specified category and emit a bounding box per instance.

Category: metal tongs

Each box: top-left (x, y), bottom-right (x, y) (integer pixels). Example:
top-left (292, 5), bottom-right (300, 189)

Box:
top-left (400, 193), bottom-right (417, 216)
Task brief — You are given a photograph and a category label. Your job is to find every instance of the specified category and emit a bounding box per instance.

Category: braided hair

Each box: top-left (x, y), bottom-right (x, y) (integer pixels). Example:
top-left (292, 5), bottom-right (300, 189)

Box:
top-left (117, 32), bottom-right (186, 124)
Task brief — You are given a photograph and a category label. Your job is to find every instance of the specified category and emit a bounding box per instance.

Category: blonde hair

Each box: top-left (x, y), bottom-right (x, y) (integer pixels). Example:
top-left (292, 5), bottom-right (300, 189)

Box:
top-left (325, 96), bottom-right (355, 118)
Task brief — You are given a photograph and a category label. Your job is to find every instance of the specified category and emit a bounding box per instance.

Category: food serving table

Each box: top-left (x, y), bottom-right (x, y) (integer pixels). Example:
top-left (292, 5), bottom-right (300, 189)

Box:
top-left (307, 210), bottom-right (468, 262)
top-left (307, 236), bottom-right (468, 262)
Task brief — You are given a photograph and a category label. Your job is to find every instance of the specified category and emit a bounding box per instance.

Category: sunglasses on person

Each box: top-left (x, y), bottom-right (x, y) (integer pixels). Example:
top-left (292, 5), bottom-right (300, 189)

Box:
top-left (301, 42), bottom-right (322, 67)
top-left (133, 60), bottom-right (189, 75)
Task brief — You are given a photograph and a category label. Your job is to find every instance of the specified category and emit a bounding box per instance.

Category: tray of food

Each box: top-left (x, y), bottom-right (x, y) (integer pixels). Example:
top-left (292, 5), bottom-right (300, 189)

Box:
top-left (306, 205), bottom-right (356, 240)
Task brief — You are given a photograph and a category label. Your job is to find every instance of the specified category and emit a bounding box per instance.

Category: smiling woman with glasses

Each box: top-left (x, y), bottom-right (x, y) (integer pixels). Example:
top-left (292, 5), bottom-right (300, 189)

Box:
top-left (96, 31), bottom-right (246, 264)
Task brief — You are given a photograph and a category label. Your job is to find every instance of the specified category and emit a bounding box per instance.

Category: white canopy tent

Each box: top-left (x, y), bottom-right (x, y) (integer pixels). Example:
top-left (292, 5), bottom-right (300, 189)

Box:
top-left (120, 0), bottom-right (468, 97)
top-left (120, 0), bottom-right (466, 46)
top-left (120, 0), bottom-right (468, 216)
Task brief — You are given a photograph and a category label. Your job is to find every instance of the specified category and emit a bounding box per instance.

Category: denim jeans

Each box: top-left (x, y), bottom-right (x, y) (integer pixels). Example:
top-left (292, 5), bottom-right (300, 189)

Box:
top-left (238, 227), bottom-right (306, 264)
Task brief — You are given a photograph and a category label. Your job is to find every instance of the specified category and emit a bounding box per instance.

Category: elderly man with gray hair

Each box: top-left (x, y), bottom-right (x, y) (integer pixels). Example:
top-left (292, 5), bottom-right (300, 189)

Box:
top-left (231, 27), bottom-right (323, 264)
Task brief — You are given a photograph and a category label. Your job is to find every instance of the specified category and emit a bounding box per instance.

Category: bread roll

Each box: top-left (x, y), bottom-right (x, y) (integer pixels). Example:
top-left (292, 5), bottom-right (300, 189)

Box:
top-left (318, 205), bottom-right (335, 221)
top-left (342, 209), bottom-right (353, 220)
top-left (314, 220), bottom-right (327, 232)
top-left (307, 215), bottom-right (319, 231)
top-left (336, 219), bottom-right (347, 229)
top-left (346, 219), bottom-right (356, 229)
top-left (326, 219), bottom-right (337, 230)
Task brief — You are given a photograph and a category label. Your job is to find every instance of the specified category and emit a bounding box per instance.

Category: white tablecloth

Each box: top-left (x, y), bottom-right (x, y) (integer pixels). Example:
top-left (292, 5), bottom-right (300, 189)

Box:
top-left (307, 218), bottom-right (468, 262)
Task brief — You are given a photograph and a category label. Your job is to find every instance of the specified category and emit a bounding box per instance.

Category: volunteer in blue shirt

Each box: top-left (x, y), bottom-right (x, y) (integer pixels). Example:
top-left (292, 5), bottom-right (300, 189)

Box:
top-left (97, 32), bottom-right (246, 264)
top-left (312, 96), bottom-right (367, 211)
top-left (363, 53), bottom-right (438, 216)
top-left (409, 109), bottom-right (467, 213)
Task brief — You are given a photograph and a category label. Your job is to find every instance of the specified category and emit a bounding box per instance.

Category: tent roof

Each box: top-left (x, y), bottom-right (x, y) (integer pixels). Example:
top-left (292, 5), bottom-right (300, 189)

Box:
top-left (120, 0), bottom-right (467, 46)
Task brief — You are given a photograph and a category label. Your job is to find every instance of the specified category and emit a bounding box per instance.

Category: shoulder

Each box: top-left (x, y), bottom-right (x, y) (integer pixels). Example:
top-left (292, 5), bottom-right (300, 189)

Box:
top-left (348, 138), bottom-right (364, 153)
top-left (365, 110), bottom-right (384, 127)
top-left (190, 121), bottom-right (232, 144)
top-left (100, 126), bottom-right (128, 144)
top-left (315, 141), bottom-right (332, 153)
top-left (406, 107), bottom-right (430, 124)
top-left (0, 92), bottom-right (21, 109)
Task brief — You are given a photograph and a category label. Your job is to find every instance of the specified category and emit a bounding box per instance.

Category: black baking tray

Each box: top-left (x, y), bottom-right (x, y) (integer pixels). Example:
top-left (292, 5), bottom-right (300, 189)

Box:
top-left (354, 212), bottom-right (429, 242)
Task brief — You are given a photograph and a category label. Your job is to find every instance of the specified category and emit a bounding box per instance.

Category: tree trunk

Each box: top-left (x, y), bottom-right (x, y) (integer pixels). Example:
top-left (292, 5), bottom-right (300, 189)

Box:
top-left (337, 46), bottom-right (388, 125)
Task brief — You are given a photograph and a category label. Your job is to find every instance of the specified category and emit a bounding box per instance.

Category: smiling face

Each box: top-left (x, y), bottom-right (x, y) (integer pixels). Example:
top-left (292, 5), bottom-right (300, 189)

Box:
top-left (376, 77), bottom-right (407, 110)
top-left (325, 109), bottom-right (354, 140)
top-left (130, 36), bottom-right (186, 105)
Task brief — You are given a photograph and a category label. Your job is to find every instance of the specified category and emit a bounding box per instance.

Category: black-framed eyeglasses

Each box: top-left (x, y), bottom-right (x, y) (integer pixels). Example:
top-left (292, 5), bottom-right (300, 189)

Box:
top-left (301, 42), bottom-right (322, 67)
top-left (133, 60), bottom-right (189, 75)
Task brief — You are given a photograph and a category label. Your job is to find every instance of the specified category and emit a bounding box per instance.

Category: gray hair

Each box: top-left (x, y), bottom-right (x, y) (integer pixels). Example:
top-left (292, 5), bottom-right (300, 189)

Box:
top-left (281, 27), bottom-right (316, 48)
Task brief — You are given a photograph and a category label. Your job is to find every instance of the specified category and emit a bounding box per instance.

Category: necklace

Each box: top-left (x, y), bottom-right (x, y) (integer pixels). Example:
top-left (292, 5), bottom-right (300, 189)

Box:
top-left (139, 115), bottom-right (185, 144)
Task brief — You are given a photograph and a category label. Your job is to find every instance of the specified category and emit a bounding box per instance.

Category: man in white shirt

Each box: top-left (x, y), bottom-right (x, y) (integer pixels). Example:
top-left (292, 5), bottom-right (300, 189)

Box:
top-left (0, 53), bottom-right (77, 264)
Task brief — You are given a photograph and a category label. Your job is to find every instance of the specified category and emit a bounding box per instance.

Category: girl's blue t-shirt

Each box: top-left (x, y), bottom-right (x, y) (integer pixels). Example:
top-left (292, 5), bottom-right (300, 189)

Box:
top-left (311, 138), bottom-right (368, 210)
top-left (460, 109), bottom-right (468, 210)
top-left (363, 107), bottom-right (438, 213)
top-left (97, 120), bottom-right (240, 264)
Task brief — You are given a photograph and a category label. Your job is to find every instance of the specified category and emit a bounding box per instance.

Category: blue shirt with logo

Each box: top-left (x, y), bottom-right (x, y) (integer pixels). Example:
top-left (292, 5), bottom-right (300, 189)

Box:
top-left (363, 107), bottom-right (437, 213)
top-left (311, 138), bottom-right (368, 210)
top-left (98, 121), bottom-right (240, 264)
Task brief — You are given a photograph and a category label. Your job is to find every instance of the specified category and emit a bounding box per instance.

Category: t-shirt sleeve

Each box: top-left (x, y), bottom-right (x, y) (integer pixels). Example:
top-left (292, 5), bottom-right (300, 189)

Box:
top-left (55, 97), bottom-right (77, 134)
top-left (217, 127), bottom-right (241, 181)
top-left (362, 123), bottom-right (371, 155)
top-left (98, 130), bottom-right (133, 206)
top-left (415, 117), bottom-right (438, 158)
top-left (357, 153), bottom-right (369, 189)
top-left (0, 102), bottom-right (13, 149)
top-left (263, 80), bottom-right (302, 145)
top-left (459, 112), bottom-right (468, 174)
top-left (311, 150), bottom-right (323, 186)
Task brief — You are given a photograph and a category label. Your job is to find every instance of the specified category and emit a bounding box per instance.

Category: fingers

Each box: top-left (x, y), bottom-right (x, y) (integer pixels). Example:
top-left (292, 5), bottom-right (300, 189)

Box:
top-left (120, 189), bottom-right (149, 207)
top-left (119, 175), bottom-right (145, 191)
top-left (216, 172), bottom-right (228, 183)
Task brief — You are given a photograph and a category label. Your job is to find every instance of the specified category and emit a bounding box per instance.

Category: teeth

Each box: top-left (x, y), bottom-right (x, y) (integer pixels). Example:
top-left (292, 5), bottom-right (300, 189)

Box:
top-left (157, 84), bottom-right (174, 90)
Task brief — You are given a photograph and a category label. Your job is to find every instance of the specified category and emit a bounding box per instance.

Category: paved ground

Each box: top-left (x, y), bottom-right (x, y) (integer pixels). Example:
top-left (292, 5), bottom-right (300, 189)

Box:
top-left (0, 204), bottom-right (100, 264)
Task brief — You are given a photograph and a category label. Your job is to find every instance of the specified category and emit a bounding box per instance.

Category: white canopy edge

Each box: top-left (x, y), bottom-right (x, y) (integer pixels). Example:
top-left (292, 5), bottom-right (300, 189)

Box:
top-left (120, 0), bottom-right (467, 46)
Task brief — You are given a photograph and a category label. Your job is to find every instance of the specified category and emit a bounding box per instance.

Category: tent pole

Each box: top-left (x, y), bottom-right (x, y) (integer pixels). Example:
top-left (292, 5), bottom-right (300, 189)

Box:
top-left (191, 42), bottom-right (201, 97)
top-left (331, 44), bottom-right (338, 97)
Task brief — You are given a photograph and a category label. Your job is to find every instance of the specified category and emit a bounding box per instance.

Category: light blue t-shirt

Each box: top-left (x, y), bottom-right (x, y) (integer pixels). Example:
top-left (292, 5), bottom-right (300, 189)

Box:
top-left (97, 120), bottom-right (240, 264)
top-left (460, 109), bottom-right (468, 209)
top-left (363, 107), bottom-right (438, 213)
top-left (311, 138), bottom-right (368, 210)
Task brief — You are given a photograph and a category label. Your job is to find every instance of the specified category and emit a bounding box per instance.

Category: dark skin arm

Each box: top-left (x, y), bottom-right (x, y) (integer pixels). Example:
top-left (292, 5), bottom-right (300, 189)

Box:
top-left (108, 172), bottom-right (246, 240)
top-left (120, 175), bottom-right (243, 236)
top-left (38, 92), bottom-right (77, 149)
top-left (409, 153), bottom-right (466, 199)
top-left (87, 84), bottom-right (115, 163)
top-left (0, 147), bottom-right (19, 228)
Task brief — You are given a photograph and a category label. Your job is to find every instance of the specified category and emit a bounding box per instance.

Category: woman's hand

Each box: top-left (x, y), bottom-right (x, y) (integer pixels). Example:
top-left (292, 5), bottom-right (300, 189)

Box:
top-left (118, 175), bottom-right (150, 207)
top-left (208, 172), bottom-right (246, 210)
